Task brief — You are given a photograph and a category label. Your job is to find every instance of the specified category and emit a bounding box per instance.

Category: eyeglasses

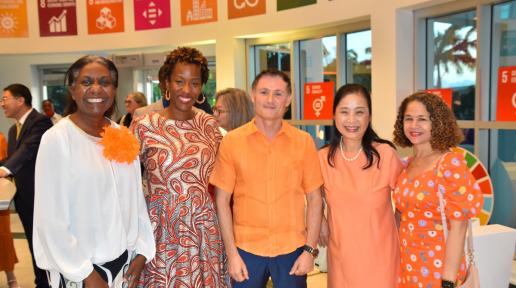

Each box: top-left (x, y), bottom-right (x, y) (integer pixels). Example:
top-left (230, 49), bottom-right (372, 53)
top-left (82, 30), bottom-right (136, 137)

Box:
top-left (212, 107), bottom-right (228, 115)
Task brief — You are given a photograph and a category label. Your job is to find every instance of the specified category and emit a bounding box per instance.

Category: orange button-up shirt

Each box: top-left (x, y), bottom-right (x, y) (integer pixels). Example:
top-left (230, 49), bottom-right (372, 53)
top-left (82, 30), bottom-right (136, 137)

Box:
top-left (210, 120), bottom-right (323, 257)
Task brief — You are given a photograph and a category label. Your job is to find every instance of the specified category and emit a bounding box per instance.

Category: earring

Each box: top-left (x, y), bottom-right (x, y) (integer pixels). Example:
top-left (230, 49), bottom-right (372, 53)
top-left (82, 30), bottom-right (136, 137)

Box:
top-left (196, 94), bottom-right (206, 104)
top-left (165, 89), bottom-right (171, 101)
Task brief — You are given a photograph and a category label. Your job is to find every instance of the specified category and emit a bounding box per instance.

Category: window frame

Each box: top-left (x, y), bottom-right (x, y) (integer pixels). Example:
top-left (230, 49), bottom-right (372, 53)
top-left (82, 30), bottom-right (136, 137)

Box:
top-left (413, 0), bottom-right (516, 162)
top-left (245, 20), bottom-right (370, 126)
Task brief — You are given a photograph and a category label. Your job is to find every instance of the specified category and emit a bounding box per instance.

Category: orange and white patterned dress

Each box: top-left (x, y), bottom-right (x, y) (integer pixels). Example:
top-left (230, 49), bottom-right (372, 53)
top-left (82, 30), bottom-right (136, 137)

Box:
top-left (394, 151), bottom-right (483, 288)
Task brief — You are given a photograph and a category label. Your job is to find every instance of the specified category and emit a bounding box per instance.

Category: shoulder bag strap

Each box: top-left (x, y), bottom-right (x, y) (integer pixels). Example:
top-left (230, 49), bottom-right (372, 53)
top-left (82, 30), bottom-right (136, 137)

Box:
top-left (436, 153), bottom-right (476, 268)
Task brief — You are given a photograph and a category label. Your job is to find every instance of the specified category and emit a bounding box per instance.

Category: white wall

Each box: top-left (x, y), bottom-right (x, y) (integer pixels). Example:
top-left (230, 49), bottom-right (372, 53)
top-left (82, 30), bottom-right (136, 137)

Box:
top-left (0, 0), bottom-right (450, 137)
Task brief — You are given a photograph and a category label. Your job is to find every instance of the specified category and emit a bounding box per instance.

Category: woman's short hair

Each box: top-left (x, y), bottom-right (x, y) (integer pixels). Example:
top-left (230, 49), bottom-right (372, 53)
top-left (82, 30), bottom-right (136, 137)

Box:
top-left (63, 55), bottom-right (118, 117)
top-left (160, 47), bottom-right (209, 90)
top-left (129, 92), bottom-right (147, 107)
top-left (393, 92), bottom-right (464, 151)
top-left (216, 88), bottom-right (254, 131)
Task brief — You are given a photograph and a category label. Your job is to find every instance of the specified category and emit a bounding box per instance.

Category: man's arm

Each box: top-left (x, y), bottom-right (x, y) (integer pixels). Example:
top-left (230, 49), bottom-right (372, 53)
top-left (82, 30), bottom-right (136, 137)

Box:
top-left (2, 116), bottom-right (52, 175)
top-left (289, 187), bottom-right (323, 276)
top-left (215, 187), bottom-right (249, 282)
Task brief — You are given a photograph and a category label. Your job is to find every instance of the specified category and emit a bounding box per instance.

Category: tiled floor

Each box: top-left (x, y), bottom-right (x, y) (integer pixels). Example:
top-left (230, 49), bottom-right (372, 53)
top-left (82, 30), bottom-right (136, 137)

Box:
top-left (0, 212), bottom-right (327, 287)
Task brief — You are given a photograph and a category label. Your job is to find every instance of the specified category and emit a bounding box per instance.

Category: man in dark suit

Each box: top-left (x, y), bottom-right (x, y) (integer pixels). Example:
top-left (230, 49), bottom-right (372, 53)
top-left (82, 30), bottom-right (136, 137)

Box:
top-left (0, 84), bottom-right (52, 288)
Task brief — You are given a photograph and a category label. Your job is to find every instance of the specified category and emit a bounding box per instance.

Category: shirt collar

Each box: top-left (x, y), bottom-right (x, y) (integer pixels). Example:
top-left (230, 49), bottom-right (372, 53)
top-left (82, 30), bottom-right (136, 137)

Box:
top-left (244, 118), bottom-right (292, 139)
top-left (18, 108), bottom-right (33, 125)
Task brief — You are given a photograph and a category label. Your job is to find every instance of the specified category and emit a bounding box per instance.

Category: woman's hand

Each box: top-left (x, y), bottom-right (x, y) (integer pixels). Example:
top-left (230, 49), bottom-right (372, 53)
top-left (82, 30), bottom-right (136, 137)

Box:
top-left (124, 255), bottom-right (146, 288)
top-left (318, 217), bottom-right (329, 247)
top-left (84, 270), bottom-right (108, 288)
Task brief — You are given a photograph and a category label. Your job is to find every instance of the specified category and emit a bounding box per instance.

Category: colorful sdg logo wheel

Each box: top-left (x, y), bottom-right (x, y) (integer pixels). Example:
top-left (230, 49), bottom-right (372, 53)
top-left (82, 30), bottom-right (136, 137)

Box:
top-left (451, 147), bottom-right (494, 225)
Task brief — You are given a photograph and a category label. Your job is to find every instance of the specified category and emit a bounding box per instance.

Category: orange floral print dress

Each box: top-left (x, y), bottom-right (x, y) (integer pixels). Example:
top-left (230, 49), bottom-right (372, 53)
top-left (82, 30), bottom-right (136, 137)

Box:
top-left (394, 151), bottom-right (483, 288)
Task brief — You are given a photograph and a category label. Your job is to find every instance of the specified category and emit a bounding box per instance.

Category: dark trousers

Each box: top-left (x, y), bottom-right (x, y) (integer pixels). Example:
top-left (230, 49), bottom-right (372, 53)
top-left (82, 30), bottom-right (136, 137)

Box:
top-left (15, 197), bottom-right (50, 288)
top-left (233, 247), bottom-right (307, 288)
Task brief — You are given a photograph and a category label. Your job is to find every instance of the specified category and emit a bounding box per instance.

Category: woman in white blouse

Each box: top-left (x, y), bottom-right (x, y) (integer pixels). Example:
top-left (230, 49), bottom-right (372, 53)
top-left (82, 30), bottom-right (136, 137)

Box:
top-left (33, 55), bottom-right (155, 288)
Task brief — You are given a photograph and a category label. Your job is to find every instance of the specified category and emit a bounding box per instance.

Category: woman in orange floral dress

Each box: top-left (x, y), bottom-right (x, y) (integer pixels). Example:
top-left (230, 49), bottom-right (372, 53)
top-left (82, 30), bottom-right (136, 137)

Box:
top-left (393, 92), bottom-right (483, 288)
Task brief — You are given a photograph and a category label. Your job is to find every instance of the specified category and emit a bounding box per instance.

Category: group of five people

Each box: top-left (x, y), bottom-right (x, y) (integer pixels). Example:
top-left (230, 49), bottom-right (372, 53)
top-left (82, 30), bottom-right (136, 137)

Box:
top-left (1, 46), bottom-right (482, 288)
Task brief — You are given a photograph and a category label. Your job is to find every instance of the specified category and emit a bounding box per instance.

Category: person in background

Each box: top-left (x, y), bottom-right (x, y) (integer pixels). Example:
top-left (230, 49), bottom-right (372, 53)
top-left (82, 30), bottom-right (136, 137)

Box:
top-left (132, 47), bottom-right (230, 287)
top-left (317, 84), bottom-right (402, 287)
top-left (42, 99), bottom-right (62, 125)
top-left (33, 55), bottom-right (155, 288)
top-left (0, 83), bottom-right (52, 288)
top-left (0, 132), bottom-right (19, 288)
top-left (393, 92), bottom-right (483, 288)
top-left (210, 69), bottom-right (323, 288)
top-left (118, 92), bottom-right (147, 127)
top-left (213, 88), bottom-right (254, 132)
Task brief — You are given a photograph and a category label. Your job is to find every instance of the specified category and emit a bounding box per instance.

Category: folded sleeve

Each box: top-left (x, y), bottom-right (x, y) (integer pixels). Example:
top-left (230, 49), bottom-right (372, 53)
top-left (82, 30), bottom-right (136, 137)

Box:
top-left (437, 152), bottom-right (483, 221)
top-left (33, 129), bottom-right (93, 282)
top-left (209, 134), bottom-right (236, 193)
top-left (301, 134), bottom-right (324, 193)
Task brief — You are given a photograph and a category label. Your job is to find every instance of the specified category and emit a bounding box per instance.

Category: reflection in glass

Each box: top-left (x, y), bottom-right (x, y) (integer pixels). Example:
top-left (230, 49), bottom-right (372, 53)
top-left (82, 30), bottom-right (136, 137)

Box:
top-left (459, 128), bottom-right (474, 153)
top-left (346, 30), bottom-right (372, 91)
top-left (487, 129), bottom-right (516, 228)
top-left (490, 0), bottom-right (516, 120)
top-left (298, 125), bottom-right (332, 148)
top-left (299, 36), bottom-right (337, 118)
top-left (253, 43), bottom-right (292, 119)
top-left (427, 11), bottom-right (476, 120)
top-left (41, 66), bottom-right (69, 115)
top-left (254, 43), bottom-right (291, 74)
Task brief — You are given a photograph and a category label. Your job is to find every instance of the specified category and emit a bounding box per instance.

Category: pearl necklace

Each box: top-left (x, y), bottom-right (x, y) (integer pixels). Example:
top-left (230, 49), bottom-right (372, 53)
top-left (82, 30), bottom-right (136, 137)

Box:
top-left (339, 137), bottom-right (362, 162)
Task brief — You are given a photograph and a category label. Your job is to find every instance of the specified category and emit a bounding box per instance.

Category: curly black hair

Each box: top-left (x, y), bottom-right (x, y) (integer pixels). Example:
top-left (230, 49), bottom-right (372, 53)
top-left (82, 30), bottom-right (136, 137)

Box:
top-left (393, 92), bottom-right (463, 151)
top-left (160, 47), bottom-right (209, 89)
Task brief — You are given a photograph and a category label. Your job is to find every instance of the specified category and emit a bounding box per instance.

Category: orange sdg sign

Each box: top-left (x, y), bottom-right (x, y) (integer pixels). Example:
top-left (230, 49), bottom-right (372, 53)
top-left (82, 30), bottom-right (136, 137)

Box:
top-left (425, 88), bottom-right (453, 108)
top-left (304, 82), bottom-right (334, 120)
top-left (87, 0), bottom-right (124, 34)
top-left (228, 0), bottom-right (265, 19)
top-left (0, 0), bottom-right (28, 37)
top-left (496, 66), bottom-right (516, 121)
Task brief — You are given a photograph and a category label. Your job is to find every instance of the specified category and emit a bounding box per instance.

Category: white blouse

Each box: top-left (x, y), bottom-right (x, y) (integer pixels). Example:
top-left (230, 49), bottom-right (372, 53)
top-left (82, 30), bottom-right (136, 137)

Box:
top-left (33, 117), bottom-right (155, 286)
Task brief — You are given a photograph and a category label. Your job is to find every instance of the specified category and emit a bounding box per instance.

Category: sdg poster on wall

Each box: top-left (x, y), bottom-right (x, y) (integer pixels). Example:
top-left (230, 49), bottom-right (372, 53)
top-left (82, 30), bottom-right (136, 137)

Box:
top-left (38, 0), bottom-right (78, 37)
top-left (134, 0), bottom-right (171, 31)
top-left (228, 0), bottom-right (266, 19)
top-left (425, 88), bottom-right (453, 109)
top-left (87, 0), bottom-right (125, 34)
top-left (0, 0), bottom-right (28, 37)
top-left (304, 82), bottom-right (334, 120)
top-left (277, 0), bottom-right (316, 11)
top-left (181, 0), bottom-right (217, 26)
top-left (496, 66), bottom-right (516, 121)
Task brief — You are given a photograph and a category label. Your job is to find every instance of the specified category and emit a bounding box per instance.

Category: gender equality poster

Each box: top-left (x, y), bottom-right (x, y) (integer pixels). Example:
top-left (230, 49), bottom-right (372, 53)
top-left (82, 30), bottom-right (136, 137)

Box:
top-left (38, 0), bottom-right (77, 37)
top-left (304, 82), bottom-right (334, 120)
top-left (496, 66), bottom-right (516, 121)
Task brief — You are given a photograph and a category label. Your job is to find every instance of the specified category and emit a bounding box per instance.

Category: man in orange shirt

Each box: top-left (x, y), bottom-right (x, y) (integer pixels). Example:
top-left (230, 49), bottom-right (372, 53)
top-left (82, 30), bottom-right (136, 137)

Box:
top-left (210, 69), bottom-right (323, 288)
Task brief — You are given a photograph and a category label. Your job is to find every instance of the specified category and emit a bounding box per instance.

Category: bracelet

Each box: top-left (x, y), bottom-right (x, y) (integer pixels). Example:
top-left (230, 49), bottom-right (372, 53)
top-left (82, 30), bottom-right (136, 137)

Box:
top-left (441, 279), bottom-right (455, 288)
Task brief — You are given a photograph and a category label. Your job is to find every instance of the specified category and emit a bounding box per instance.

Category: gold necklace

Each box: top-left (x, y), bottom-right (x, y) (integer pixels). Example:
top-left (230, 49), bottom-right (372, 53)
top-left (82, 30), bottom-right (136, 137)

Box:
top-left (339, 137), bottom-right (362, 162)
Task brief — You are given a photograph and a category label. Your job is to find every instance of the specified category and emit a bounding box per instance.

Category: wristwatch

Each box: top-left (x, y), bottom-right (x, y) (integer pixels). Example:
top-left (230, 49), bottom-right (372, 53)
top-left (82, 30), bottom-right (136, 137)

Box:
top-left (441, 279), bottom-right (455, 288)
top-left (302, 245), bottom-right (319, 258)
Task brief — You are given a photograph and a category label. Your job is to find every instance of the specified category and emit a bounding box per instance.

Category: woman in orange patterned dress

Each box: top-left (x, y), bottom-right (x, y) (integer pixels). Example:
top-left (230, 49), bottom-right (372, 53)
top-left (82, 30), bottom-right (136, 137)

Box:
top-left (393, 92), bottom-right (483, 288)
top-left (0, 132), bottom-right (19, 288)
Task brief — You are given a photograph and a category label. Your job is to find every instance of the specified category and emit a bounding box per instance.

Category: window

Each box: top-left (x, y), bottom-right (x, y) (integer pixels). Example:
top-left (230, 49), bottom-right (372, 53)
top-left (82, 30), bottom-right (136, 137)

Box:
top-left (247, 24), bottom-right (371, 147)
top-left (416, 0), bottom-right (516, 226)
top-left (426, 10), bottom-right (477, 120)
top-left (39, 66), bottom-right (69, 115)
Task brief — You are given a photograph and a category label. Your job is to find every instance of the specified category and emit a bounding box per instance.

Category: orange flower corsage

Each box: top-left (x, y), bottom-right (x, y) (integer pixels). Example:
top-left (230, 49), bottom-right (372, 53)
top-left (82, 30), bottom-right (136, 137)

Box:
top-left (98, 125), bottom-right (140, 164)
